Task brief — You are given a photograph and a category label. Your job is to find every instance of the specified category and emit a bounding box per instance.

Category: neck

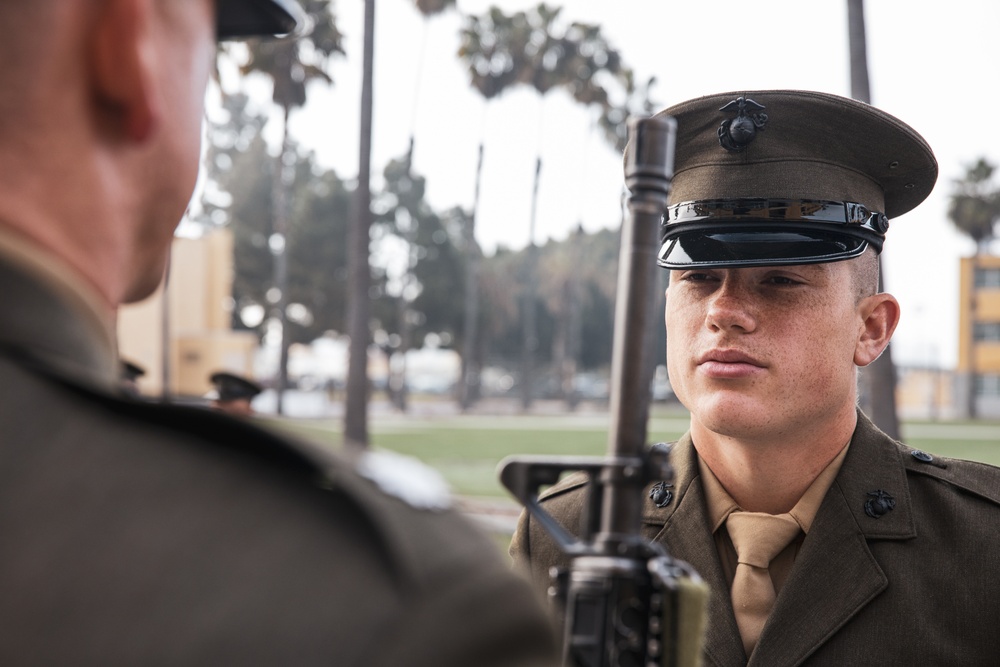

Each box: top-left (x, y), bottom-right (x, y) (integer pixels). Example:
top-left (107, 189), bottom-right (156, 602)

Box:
top-left (0, 138), bottom-right (137, 315)
top-left (0, 222), bottom-right (118, 347)
top-left (691, 406), bottom-right (857, 514)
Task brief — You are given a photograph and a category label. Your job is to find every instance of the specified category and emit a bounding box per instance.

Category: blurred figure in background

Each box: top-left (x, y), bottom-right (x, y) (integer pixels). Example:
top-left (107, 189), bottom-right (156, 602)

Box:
top-left (0, 1), bottom-right (557, 664)
top-left (209, 370), bottom-right (262, 416)
top-left (120, 359), bottom-right (146, 396)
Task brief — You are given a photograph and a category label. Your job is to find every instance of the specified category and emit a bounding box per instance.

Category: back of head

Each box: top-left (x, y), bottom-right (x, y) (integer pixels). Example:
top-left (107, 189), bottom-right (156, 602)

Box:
top-left (0, 0), bottom-right (307, 308)
top-left (0, 2), bottom-right (58, 138)
top-left (0, 0), bottom-right (303, 148)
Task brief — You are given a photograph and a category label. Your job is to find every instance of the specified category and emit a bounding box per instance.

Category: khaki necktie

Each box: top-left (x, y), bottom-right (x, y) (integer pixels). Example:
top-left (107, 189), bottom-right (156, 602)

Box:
top-left (725, 511), bottom-right (801, 656)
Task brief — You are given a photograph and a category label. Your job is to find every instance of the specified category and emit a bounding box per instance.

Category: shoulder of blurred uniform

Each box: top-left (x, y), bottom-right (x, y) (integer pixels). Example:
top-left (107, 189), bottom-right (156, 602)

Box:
top-left (1, 358), bottom-right (561, 665)
top-left (6, 358), bottom-right (511, 588)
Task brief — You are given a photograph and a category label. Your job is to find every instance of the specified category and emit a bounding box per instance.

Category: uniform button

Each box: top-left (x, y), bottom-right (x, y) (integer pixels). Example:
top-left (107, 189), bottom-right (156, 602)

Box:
top-left (911, 450), bottom-right (934, 463)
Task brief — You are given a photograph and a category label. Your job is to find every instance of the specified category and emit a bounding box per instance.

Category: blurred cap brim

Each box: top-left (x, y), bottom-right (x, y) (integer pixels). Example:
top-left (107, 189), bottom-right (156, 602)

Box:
top-left (216, 0), bottom-right (306, 40)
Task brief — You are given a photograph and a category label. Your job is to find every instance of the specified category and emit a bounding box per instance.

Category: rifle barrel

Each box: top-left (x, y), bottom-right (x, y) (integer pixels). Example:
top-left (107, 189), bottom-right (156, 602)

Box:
top-left (602, 116), bottom-right (676, 540)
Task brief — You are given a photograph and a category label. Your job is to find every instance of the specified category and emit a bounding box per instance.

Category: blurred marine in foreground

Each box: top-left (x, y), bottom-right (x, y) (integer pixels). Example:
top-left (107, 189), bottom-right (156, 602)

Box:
top-left (512, 90), bottom-right (1000, 665)
top-left (0, 1), bottom-right (557, 664)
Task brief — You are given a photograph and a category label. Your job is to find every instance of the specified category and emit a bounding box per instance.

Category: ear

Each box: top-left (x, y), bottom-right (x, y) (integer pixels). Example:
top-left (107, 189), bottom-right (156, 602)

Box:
top-left (89, 0), bottom-right (158, 142)
top-left (854, 293), bottom-right (901, 367)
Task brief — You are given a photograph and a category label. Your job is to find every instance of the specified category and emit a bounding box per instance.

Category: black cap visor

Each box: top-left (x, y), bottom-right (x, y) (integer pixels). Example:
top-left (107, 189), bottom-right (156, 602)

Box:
top-left (657, 225), bottom-right (872, 269)
top-left (210, 372), bottom-right (263, 401)
top-left (217, 0), bottom-right (303, 40)
top-left (656, 199), bottom-right (887, 269)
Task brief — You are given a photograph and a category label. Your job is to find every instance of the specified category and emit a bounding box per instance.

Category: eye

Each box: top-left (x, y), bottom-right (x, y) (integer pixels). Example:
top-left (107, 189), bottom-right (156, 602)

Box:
top-left (763, 274), bottom-right (802, 286)
top-left (679, 271), bottom-right (718, 283)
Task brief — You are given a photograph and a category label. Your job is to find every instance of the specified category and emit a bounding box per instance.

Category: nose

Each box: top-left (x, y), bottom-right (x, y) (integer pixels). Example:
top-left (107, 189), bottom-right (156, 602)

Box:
top-left (705, 278), bottom-right (757, 333)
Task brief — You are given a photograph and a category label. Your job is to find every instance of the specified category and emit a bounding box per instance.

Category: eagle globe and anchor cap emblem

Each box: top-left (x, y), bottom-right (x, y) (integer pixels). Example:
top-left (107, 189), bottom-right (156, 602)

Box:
top-left (718, 96), bottom-right (768, 152)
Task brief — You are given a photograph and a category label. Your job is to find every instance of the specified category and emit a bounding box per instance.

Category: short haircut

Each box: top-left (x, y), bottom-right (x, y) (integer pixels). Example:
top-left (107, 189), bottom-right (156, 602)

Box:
top-left (850, 246), bottom-right (881, 302)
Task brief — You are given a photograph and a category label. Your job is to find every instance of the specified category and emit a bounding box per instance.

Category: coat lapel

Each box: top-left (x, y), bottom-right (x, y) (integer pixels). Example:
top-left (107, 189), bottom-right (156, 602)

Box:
top-left (648, 435), bottom-right (747, 667)
top-left (749, 413), bottom-right (917, 666)
top-left (650, 415), bottom-right (918, 666)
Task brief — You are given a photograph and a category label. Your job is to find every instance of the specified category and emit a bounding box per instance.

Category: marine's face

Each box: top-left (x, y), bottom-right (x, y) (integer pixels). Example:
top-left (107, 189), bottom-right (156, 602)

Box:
top-left (124, 0), bottom-right (216, 302)
top-left (214, 398), bottom-right (255, 417)
top-left (665, 261), bottom-right (866, 442)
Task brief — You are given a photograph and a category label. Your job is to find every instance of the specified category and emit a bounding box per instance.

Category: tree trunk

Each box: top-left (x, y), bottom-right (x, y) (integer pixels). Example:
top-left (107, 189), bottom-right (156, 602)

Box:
top-left (459, 144), bottom-right (484, 411)
top-left (520, 251), bottom-right (537, 411)
top-left (344, 0), bottom-right (376, 448)
top-left (848, 0), bottom-right (901, 439)
top-left (458, 237), bottom-right (481, 410)
top-left (967, 254), bottom-right (979, 418)
top-left (273, 104), bottom-right (291, 415)
top-left (847, 0), bottom-right (871, 105)
top-left (562, 270), bottom-right (581, 411)
top-left (520, 157), bottom-right (541, 411)
top-left (393, 270), bottom-right (411, 413)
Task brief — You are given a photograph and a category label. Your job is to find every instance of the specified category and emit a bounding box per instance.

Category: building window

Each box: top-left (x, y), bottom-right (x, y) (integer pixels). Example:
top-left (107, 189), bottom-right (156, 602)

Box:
top-left (974, 322), bottom-right (1000, 342)
top-left (975, 374), bottom-right (1000, 396)
top-left (974, 268), bottom-right (1000, 289)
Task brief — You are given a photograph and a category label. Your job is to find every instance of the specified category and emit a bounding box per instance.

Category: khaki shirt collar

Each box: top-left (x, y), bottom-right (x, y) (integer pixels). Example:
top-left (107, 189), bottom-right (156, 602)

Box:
top-left (700, 439), bottom-right (852, 532)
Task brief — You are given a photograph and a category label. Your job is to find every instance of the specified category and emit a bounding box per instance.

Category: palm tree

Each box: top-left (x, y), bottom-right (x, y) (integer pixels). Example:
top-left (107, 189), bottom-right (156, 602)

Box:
top-left (595, 71), bottom-right (657, 153)
top-left (343, 0), bottom-right (459, 444)
top-left (459, 4), bottom-right (633, 410)
top-left (386, 0), bottom-right (458, 412)
top-left (457, 7), bottom-right (532, 410)
top-left (539, 225), bottom-right (585, 409)
top-left (949, 158), bottom-right (1000, 252)
top-left (847, 0), bottom-right (901, 440)
top-left (458, 146), bottom-right (484, 411)
top-left (456, 7), bottom-right (520, 409)
top-left (410, 0), bottom-right (457, 119)
top-left (235, 0), bottom-right (343, 414)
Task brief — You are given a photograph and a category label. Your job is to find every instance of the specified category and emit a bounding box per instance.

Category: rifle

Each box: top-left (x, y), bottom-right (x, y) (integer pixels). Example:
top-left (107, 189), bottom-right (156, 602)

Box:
top-left (499, 116), bottom-right (709, 667)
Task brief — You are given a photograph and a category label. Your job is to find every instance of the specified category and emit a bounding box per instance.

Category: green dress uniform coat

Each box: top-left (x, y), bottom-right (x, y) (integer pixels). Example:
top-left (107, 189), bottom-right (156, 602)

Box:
top-left (0, 256), bottom-right (558, 667)
top-left (511, 413), bottom-right (1000, 666)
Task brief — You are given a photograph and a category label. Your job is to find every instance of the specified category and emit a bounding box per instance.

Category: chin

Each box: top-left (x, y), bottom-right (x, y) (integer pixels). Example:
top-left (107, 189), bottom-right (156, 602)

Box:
top-left (122, 260), bottom-right (168, 304)
top-left (691, 393), bottom-right (777, 439)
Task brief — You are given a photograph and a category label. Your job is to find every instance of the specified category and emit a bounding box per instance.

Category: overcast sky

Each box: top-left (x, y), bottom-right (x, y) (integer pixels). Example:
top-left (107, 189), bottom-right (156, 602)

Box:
top-left (232, 0), bottom-right (1000, 369)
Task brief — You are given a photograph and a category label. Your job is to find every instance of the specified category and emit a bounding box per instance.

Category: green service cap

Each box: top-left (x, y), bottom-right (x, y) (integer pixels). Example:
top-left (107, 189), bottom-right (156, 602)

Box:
top-left (640, 90), bottom-right (938, 269)
top-left (216, 0), bottom-right (304, 40)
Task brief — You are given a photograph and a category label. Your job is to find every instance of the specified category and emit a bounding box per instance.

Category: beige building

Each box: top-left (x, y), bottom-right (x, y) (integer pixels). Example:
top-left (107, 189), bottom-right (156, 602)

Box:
top-left (895, 366), bottom-right (956, 421)
top-left (118, 229), bottom-right (258, 398)
top-left (957, 253), bottom-right (1000, 417)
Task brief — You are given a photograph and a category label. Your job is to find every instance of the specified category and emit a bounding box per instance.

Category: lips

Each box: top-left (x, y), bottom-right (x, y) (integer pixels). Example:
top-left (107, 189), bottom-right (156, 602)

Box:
top-left (697, 349), bottom-right (765, 366)
top-left (696, 349), bottom-right (766, 378)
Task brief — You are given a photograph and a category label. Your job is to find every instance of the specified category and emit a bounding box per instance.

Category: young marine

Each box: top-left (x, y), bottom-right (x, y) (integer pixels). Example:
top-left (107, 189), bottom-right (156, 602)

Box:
top-left (511, 90), bottom-right (1000, 666)
top-left (0, 1), bottom-right (557, 664)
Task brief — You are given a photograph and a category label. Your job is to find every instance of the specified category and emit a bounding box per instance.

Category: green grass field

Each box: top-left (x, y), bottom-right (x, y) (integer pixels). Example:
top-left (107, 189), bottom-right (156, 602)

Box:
top-left (267, 408), bottom-right (1000, 500)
